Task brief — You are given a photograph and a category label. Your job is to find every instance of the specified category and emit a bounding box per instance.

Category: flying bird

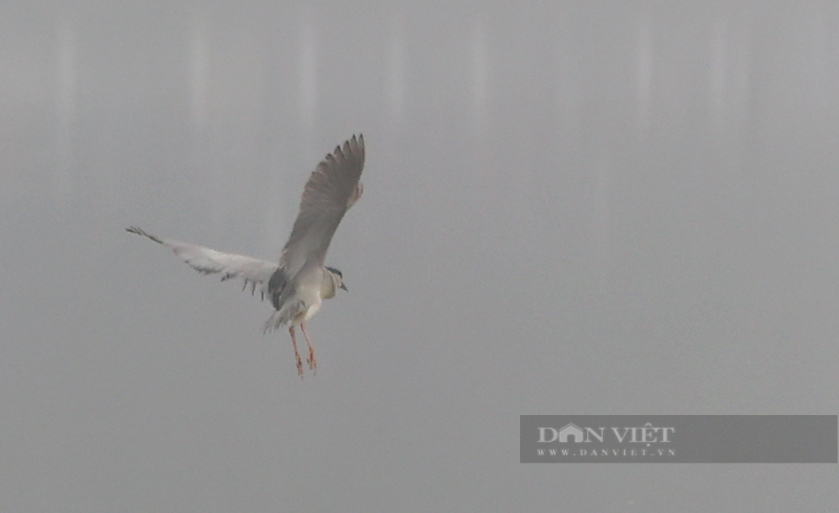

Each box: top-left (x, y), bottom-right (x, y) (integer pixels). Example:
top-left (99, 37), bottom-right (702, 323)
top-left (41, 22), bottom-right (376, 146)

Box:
top-left (127, 134), bottom-right (365, 378)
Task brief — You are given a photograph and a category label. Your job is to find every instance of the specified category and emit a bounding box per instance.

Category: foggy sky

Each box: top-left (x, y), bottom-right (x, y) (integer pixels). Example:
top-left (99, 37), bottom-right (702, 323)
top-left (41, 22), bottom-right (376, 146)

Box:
top-left (1, 2), bottom-right (837, 511)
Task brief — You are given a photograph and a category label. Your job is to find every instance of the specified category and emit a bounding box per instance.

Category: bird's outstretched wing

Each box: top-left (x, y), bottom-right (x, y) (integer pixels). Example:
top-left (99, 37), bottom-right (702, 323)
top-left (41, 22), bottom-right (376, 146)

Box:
top-left (126, 226), bottom-right (278, 298)
top-left (280, 134), bottom-right (365, 279)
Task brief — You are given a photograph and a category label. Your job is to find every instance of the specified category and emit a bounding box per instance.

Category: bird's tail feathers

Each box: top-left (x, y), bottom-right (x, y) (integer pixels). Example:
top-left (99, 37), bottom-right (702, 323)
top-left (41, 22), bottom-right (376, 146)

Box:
top-left (262, 300), bottom-right (303, 334)
top-left (263, 310), bottom-right (285, 334)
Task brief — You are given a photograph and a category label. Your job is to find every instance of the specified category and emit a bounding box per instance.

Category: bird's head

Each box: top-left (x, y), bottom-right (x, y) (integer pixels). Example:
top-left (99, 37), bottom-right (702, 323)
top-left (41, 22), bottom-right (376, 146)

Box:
top-left (325, 266), bottom-right (348, 293)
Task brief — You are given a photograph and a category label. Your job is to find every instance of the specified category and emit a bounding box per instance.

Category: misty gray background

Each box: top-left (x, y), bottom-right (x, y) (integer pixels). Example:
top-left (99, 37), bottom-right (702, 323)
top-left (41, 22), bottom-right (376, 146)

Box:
top-left (1, 1), bottom-right (837, 511)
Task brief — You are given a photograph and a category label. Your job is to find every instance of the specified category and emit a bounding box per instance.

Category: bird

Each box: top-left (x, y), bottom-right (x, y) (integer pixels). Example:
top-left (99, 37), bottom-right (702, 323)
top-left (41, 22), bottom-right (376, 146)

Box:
top-left (127, 134), bottom-right (365, 378)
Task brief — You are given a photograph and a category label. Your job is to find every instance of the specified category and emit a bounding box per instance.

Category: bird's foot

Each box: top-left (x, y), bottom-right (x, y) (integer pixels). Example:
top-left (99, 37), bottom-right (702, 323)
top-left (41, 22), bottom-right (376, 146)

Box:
top-left (295, 353), bottom-right (304, 379)
top-left (307, 348), bottom-right (317, 374)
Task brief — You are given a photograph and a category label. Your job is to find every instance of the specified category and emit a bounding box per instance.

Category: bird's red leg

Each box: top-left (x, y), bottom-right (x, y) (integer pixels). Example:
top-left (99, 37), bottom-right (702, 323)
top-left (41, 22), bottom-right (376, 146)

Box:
top-left (301, 322), bottom-right (317, 373)
top-left (289, 325), bottom-right (304, 378)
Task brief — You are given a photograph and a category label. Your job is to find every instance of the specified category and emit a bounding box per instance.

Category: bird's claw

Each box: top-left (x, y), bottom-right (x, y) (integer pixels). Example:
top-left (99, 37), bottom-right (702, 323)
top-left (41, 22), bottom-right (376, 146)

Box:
top-left (307, 351), bottom-right (317, 374)
top-left (295, 354), bottom-right (304, 379)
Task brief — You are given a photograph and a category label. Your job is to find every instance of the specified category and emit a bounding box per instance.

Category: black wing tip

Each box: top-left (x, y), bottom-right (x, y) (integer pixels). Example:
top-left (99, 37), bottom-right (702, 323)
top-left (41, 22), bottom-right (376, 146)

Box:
top-left (329, 134), bottom-right (365, 165)
top-left (126, 225), bottom-right (164, 245)
top-left (344, 134), bottom-right (364, 162)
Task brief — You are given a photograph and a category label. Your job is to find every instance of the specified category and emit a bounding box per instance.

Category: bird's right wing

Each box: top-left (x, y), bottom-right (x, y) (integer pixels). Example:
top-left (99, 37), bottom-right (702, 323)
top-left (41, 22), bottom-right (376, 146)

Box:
top-left (280, 134), bottom-right (365, 279)
top-left (126, 226), bottom-right (278, 299)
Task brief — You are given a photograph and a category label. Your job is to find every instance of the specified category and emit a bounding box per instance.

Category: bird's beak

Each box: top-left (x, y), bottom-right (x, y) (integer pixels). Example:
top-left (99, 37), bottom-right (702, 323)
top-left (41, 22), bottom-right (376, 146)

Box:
top-left (340, 283), bottom-right (348, 292)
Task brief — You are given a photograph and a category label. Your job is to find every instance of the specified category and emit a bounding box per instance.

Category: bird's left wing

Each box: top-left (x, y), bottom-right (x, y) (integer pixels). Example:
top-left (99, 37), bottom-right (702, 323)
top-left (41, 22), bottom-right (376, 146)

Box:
top-left (126, 226), bottom-right (278, 298)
